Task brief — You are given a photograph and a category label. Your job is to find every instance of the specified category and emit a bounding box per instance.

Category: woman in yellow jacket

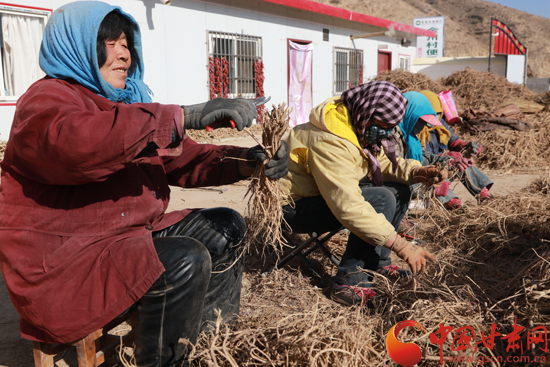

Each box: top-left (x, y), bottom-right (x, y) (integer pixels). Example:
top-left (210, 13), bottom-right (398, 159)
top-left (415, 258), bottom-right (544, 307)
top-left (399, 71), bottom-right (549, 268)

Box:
top-left (279, 81), bottom-right (446, 307)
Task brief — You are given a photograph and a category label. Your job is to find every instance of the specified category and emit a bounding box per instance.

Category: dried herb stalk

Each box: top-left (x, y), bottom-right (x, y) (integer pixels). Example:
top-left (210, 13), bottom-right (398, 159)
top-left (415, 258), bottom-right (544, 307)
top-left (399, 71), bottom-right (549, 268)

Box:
top-left (245, 103), bottom-right (290, 254)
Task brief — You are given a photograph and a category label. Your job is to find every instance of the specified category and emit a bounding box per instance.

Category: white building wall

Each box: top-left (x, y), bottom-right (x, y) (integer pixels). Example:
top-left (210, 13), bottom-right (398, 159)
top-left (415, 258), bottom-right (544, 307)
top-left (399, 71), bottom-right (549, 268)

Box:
top-left (0, 107), bottom-right (15, 140)
top-left (412, 56), bottom-right (507, 81)
top-left (506, 54), bottom-right (526, 85)
top-left (0, 0), bottom-right (416, 138)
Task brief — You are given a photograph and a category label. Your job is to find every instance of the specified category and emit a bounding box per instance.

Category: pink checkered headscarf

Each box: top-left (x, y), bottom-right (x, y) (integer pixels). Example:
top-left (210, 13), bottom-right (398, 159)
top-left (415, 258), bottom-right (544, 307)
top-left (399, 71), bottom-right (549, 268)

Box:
top-left (341, 81), bottom-right (408, 186)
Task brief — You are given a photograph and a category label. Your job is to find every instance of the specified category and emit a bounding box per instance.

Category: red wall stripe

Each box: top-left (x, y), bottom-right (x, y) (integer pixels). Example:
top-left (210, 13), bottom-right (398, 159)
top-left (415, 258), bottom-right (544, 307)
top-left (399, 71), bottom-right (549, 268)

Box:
top-left (257, 0), bottom-right (436, 37)
top-left (0, 2), bottom-right (51, 12)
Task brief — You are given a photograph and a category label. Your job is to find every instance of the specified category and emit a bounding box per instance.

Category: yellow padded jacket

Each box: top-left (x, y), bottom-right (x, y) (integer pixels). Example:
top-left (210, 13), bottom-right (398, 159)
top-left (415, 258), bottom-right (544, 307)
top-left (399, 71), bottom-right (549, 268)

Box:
top-left (279, 97), bottom-right (422, 247)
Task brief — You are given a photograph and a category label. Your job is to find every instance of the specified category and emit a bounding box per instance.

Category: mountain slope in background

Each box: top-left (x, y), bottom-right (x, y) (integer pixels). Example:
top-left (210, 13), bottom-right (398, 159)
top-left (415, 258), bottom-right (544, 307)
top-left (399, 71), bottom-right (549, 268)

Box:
top-left (312, 0), bottom-right (550, 77)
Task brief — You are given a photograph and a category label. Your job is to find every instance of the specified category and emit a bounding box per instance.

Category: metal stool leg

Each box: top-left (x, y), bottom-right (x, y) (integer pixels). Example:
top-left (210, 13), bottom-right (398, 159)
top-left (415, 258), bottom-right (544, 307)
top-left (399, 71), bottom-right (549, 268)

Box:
top-left (276, 232), bottom-right (321, 269)
top-left (297, 252), bottom-right (325, 284)
top-left (301, 230), bottom-right (341, 266)
top-left (275, 229), bottom-right (343, 287)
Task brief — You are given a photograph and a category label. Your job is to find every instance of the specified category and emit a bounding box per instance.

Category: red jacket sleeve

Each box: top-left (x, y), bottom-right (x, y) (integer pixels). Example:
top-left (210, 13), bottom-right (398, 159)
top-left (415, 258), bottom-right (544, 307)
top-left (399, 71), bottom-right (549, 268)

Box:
top-left (8, 78), bottom-right (182, 185)
top-left (162, 137), bottom-right (247, 188)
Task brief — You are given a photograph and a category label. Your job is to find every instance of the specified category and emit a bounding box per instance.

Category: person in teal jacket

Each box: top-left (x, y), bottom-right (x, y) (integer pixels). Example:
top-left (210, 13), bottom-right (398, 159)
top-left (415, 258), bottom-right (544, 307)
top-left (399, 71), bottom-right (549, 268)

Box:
top-left (397, 91), bottom-right (493, 210)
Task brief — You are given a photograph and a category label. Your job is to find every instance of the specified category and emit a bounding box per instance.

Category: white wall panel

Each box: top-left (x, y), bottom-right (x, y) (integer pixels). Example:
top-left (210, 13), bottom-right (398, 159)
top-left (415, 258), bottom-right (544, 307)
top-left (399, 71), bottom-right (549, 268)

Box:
top-left (506, 55), bottom-right (525, 85)
top-left (412, 56), bottom-right (507, 81)
top-left (0, 106), bottom-right (15, 139)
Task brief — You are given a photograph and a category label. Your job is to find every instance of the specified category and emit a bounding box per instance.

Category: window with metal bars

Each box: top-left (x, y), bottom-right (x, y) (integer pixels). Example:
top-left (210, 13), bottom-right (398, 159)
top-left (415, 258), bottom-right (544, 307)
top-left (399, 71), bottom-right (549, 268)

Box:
top-left (333, 47), bottom-right (363, 95)
top-left (207, 31), bottom-right (262, 99)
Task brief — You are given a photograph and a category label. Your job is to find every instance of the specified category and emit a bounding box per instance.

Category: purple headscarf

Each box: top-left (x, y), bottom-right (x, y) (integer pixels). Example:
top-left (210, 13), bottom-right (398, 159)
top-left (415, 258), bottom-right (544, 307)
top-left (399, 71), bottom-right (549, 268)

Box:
top-left (341, 81), bottom-right (408, 186)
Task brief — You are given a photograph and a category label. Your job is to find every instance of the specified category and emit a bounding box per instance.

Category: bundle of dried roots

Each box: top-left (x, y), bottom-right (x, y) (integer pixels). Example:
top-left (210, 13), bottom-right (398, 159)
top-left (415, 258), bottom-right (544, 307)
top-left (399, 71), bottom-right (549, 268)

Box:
top-left (245, 104), bottom-right (291, 254)
top-left (411, 162), bottom-right (457, 215)
top-left (524, 175), bottom-right (550, 195)
top-left (453, 112), bottom-right (550, 171)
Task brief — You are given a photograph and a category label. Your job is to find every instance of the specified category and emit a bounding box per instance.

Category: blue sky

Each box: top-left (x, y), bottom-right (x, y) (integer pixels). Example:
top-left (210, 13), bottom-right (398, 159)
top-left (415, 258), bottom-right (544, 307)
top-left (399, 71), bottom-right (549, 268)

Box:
top-left (485, 0), bottom-right (550, 19)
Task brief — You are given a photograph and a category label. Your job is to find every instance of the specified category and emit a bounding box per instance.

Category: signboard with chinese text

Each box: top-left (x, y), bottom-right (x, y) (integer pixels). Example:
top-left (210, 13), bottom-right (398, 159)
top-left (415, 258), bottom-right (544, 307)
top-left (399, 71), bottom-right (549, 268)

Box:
top-left (413, 16), bottom-right (445, 58)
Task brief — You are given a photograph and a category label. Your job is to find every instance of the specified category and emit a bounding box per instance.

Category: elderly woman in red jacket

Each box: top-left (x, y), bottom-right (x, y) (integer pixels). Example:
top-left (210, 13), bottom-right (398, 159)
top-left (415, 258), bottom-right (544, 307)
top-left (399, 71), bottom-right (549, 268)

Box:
top-left (0, 2), bottom-right (287, 366)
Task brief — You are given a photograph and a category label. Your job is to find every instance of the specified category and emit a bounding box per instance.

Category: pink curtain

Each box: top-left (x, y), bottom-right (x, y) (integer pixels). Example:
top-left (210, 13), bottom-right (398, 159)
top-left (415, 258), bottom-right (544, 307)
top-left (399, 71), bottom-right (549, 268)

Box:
top-left (288, 41), bottom-right (313, 127)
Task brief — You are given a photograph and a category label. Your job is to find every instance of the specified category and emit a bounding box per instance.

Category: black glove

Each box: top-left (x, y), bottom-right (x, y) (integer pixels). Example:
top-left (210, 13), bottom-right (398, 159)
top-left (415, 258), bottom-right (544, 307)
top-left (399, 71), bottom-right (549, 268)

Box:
top-left (246, 141), bottom-right (289, 179)
top-left (182, 98), bottom-right (256, 131)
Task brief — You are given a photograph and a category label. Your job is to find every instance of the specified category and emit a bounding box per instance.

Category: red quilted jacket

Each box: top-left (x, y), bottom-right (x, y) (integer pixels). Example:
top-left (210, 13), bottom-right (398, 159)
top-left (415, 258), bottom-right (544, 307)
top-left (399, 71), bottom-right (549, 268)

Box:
top-left (0, 77), bottom-right (245, 343)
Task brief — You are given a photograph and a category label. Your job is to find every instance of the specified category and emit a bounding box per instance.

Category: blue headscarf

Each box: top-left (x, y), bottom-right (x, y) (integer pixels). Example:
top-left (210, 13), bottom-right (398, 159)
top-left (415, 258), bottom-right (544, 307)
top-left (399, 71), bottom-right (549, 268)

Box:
top-left (39, 1), bottom-right (152, 104)
top-left (399, 91), bottom-right (437, 162)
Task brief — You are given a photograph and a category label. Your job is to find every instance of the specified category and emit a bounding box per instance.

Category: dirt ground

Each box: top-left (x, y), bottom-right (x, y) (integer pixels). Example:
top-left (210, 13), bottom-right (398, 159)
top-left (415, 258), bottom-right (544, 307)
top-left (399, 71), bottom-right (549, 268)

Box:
top-left (0, 135), bottom-right (541, 367)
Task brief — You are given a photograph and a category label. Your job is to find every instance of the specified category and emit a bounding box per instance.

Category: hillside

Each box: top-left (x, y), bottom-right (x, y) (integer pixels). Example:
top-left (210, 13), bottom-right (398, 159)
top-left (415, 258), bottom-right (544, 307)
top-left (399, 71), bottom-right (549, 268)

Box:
top-left (312, 0), bottom-right (550, 77)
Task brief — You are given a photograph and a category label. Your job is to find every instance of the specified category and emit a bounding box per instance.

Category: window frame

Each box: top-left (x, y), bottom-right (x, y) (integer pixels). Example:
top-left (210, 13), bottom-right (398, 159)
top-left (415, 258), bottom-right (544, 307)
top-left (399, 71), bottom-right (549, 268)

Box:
top-left (0, 3), bottom-right (51, 102)
top-left (333, 46), bottom-right (363, 96)
top-left (207, 30), bottom-right (263, 99)
top-left (398, 54), bottom-right (411, 72)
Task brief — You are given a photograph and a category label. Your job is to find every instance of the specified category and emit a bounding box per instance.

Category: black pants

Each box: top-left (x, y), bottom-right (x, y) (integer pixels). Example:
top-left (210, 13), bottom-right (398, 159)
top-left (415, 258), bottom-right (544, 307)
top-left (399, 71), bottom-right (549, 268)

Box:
top-left (133, 207), bottom-right (246, 367)
top-left (283, 182), bottom-right (410, 287)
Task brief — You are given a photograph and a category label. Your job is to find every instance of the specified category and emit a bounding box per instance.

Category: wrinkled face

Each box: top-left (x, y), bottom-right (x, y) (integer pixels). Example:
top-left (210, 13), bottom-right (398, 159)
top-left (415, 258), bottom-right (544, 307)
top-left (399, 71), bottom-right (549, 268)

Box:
top-left (99, 32), bottom-right (131, 89)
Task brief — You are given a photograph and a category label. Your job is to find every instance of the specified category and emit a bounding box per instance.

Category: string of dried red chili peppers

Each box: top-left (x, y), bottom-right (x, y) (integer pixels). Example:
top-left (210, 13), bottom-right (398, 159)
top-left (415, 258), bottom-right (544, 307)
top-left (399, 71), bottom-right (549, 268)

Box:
top-left (215, 57), bottom-right (223, 98)
top-left (221, 58), bottom-right (229, 98)
top-left (208, 57), bottom-right (230, 99)
top-left (254, 59), bottom-right (265, 123)
top-left (208, 56), bottom-right (216, 100)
